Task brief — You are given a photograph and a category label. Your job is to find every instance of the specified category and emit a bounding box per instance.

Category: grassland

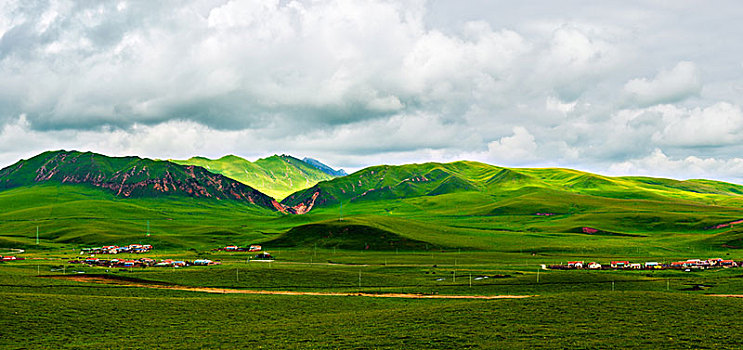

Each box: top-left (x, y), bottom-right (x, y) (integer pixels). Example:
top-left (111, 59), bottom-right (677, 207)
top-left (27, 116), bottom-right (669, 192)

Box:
top-left (5, 158), bottom-right (743, 347)
top-left (4, 248), bottom-right (743, 349)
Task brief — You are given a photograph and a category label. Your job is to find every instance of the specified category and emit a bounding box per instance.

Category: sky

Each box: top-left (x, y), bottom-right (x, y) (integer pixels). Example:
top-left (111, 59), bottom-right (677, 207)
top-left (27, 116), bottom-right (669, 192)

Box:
top-left (2, 1), bottom-right (743, 182)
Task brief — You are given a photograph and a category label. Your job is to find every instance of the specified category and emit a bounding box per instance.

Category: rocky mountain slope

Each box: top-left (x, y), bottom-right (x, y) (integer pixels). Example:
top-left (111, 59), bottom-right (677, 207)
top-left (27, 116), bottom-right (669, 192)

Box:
top-left (0, 150), bottom-right (282, 211)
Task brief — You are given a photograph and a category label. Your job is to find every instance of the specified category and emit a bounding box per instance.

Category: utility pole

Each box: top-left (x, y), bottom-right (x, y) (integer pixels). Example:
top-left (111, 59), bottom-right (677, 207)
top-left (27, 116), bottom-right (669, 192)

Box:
top-left (36, 226), bottom-right (39, 245)
top-left (469, 273), bottom-right (472, 287)
top-left (146, 220), bottom-right (150, 237)
top-left (537, 268), bottom-right (540, 283)
top-left (358, 269), bottom-right (361, 288)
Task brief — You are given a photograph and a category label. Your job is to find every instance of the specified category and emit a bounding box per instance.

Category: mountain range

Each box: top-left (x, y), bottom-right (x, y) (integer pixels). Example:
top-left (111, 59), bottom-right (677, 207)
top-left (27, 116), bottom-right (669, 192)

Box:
top-left (2, 150), bottom-right (743, 251)
top-left (281, 160), bottom-right (743, 211)
top-left (302, 157), bottom-right (348, 177)
top-left (169, 154), bottom-right (343, 200)
top-left (0, 150), bottom-right (278, 207)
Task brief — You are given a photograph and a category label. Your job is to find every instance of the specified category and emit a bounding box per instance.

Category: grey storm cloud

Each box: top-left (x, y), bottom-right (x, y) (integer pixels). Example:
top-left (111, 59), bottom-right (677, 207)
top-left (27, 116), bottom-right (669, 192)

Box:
top-left (3, 0), bottom-right (743, 182)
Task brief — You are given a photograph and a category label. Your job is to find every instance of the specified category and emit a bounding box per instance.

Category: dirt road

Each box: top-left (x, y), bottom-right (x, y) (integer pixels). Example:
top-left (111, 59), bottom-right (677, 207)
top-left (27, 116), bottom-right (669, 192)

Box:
top-left (50, 275), bottom-right (535, 300)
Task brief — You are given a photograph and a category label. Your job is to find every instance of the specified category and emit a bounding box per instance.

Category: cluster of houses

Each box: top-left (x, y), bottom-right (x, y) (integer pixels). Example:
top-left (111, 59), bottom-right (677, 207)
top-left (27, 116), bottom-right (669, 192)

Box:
top-left (68, 257), bottom-right (221, 268)
top-left (0, 255), bottom-right (24, 261)
top-left (548, 258), bottom-right (740, 271)
top-left (213, 244), bottom-right (263, 252)
top-left (80, 244), bottom-right (153, 255)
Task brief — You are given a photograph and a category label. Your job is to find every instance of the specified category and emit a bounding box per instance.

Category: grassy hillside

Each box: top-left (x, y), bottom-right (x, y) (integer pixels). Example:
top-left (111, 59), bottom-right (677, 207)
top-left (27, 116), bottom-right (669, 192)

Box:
top-left (171, 154), bottom-right (337, 200)
top-left (281, 161), bottom-right (743, 212)
top-left (0, 184), bottom-right (284, 250)
top-left (274, 161), bottom-right (743, 253)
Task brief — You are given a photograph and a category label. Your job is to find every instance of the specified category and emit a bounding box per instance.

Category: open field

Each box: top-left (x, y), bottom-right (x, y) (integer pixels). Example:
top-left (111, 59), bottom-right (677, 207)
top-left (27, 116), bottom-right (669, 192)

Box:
top-left (3, 249), bottom-right (743, 348)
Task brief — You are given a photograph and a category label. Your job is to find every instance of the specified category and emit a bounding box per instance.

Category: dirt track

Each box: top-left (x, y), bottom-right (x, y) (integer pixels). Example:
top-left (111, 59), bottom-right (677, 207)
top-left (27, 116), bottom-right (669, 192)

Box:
top-left (50, 275), bottom-right (535, 300)
top-left (707, 294), bottom-right (743, 298)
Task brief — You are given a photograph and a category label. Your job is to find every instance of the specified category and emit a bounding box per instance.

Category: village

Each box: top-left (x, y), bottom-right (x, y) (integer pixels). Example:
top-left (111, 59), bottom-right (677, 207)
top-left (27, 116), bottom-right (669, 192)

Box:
top-left (0, 255), bottom-right (24, 261)
top-left (68, 252), bottom-right (274, 268)
top-left (212, 244), bottom-right (263, 252)
top-left (67, 257), bottom-right (222, 268)
top-left (79, 244), bottom-right (154, 255)
top-left (546, 258), bottom-right (740, 271)
top-left (64, 243), bottom-right (274, 268)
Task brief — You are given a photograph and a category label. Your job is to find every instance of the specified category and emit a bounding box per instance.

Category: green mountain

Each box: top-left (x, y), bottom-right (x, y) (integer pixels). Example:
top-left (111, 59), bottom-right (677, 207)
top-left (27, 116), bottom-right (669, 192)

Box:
top-left (281, 161), bottom-right (743, 211)
top-left (0, 150), bottom-right (280, 210)
top-left (170, 154), bottom-right (339, 200)
top-left (269, 161), bottom-right (743, 252)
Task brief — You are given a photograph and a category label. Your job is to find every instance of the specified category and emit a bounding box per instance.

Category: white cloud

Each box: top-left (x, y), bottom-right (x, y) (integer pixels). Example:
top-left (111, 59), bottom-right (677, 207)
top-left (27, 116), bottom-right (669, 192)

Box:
top-left (485, 127), bottom-right (538, 165)
top-left (548, 26), bottom-right (606, 67)
top-left (545, 96), bottom-right (577, 115)
top-left (623, 61), bottom-right (701, 106)
top-left (2, 1), bottom-right (743, 182)
top-left (652, 102), bottom-right (743, 147)
top-left (608, 148), bottom-right (743, 182)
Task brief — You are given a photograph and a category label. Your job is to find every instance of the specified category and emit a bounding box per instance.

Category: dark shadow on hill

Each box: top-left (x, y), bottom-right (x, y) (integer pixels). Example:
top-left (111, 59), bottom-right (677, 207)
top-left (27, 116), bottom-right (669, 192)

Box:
top-left (266, 223), bottom-right (439, 251)
top-left (701, 228), bottom-right (743, 249)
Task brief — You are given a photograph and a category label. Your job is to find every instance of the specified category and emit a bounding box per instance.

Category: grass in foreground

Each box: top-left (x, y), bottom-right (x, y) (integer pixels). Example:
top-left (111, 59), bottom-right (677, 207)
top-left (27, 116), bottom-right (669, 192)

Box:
top-left (4, 248), bottom-right (743, 348)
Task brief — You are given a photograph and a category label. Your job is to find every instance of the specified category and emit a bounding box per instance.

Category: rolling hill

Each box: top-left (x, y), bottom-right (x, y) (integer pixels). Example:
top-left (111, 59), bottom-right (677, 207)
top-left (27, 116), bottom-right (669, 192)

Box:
top-left (281, 161), bottom-right (743, 211)
top-left (277, 161), bottom-right (743, 243)
top-left (267, 221), bottom-right (435, 250)
top-left (170, 154), bottom-right (340, 200)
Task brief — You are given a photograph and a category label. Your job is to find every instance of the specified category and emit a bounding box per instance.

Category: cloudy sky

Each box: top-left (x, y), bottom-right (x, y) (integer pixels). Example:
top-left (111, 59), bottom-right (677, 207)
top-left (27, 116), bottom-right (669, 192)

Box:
top-left (2, 1), bottom-right (743, 182)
